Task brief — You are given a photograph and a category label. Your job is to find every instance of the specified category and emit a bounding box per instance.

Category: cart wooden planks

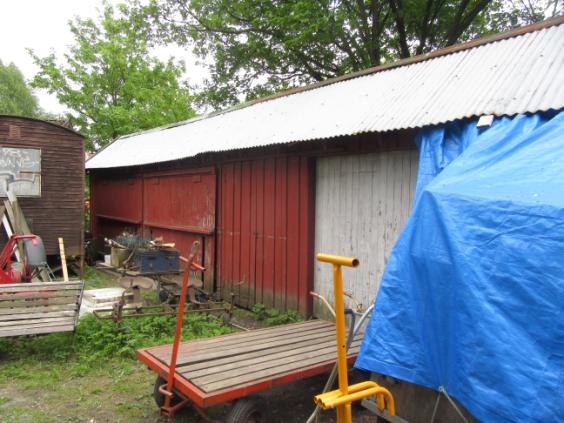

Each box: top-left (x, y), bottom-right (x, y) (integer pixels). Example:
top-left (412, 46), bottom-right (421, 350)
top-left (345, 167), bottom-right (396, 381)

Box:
top-left (137, 319), bottom-right (362, 408)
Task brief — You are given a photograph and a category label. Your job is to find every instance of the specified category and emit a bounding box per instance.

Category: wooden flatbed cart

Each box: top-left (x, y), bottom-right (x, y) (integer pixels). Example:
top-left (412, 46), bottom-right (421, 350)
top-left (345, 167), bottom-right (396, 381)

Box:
top-left (137, 319), bottom-right (362, 422)
top-left (136, 241), bottom-right (362, 422)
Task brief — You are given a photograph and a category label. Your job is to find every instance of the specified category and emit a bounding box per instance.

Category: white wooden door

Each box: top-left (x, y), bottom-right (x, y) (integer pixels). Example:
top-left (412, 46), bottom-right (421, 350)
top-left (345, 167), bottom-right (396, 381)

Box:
top-left (314, 150), bottom-right (418, 316)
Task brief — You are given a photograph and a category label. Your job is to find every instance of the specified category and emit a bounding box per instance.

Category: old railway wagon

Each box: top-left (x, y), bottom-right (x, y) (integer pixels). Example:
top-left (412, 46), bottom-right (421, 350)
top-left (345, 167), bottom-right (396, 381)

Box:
top-left (0, 116), bottom-right (84, 256)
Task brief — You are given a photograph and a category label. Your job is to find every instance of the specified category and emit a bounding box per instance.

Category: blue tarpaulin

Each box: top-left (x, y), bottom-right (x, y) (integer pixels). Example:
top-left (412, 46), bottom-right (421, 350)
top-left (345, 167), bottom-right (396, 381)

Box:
top-left (355, 110), bottom-right (564, 423)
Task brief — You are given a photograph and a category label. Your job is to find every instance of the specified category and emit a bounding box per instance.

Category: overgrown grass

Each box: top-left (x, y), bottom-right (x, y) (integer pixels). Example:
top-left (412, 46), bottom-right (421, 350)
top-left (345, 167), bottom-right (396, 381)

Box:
top-left (0, 311), bottom-right (233, 365)
top-left (251, 304), bottom-right (304, 326)
top-left (0, 311), bottom-right (233, 422)
top-left (82, 265), bottom-right (116, 289)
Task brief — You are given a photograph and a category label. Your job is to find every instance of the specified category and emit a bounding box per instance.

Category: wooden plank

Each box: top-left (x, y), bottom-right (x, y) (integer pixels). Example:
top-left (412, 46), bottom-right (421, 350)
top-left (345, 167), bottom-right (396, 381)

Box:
top-left (148, 320), bottom-right (331, 356)
top-left (58, 238), bottom-right (69, 282)
top-left (0, 324), bottom-right (75, 338)
top-left (0, 281), bottom-right (83, 292)
top-left (0, 290), bottom-right (81, 301)
top-left (153, 325), bottom-right (336, 365)
top-left (158, 329), bottom-right (338, 367)
top-left (0, 318), bottom-right (75, 330)
top-left (0, 297), bottom-right (81, 308)
top-left (196, 345), bottom-right (361, 392)
top-left (0, 304), bottom-right (77, 315)
top-left (180, 337), bottom-right (362, 380)
top-left (176, 334), bottom-right (344, 374)
top-left (191, 339), bottom-right (362, 386)
top-left (0, 316), bottom-right (75, 327)
top-left (0, 310), bottom-right (77, 321)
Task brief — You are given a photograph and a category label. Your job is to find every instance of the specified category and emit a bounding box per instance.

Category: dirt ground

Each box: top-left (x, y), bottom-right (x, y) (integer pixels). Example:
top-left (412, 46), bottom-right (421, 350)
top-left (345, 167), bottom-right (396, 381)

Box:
top-left (0, 360), bottom-right (379, 422)
top-left (0, 269), bottom-right (380, 422)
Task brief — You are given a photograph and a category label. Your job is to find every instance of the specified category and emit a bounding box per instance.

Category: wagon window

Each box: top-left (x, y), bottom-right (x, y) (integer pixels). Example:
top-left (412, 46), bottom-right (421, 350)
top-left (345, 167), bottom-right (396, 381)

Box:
top-left (0, 147), bottom-right (41, 197)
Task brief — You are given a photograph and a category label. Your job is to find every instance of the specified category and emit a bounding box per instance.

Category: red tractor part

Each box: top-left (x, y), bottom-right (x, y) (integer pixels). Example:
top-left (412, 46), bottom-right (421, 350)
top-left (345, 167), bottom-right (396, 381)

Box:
top-left (0, 235), bottom-right (38, 284)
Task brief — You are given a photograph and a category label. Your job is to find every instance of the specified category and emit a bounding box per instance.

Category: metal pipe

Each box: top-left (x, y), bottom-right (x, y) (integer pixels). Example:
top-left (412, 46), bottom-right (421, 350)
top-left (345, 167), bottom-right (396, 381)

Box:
top-left (309, 291), bottom-right (336, 318)
top-left (161, 241), bottom-right (204, 415)
top-left (317, 253), bottom-right (359, 268)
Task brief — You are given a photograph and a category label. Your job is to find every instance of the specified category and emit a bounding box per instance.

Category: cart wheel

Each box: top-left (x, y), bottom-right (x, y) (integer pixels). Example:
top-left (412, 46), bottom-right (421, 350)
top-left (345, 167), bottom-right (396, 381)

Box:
top-left (225, 396), bottom-right (266, 423)
top-left (153, 376), bottom-right (167, 407)
top-left (153, 376), bottom-right (183, 408)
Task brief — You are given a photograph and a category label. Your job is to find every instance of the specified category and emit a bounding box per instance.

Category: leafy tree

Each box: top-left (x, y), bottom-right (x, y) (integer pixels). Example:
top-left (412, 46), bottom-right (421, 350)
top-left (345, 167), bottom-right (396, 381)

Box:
top-left (141, 0), bottom-right (562, 108)
top-left (31, 2), bottom-right (195, 150)
top-left (0, 60), bottom-right (39, 117)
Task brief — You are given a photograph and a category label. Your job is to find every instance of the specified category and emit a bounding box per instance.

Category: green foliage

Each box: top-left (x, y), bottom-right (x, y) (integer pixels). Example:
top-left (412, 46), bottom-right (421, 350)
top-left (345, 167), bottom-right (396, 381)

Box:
top-left (251, 303), bottom-right (268, 321)
top-left (252, 303), bottom-right (304, 326)
top-left (0, 60), bottom-right (39, 117)
top-left (0, 311), bottom-right (233, 365)
top-left (30, 1), bottom-right (196, 150)
top-left (140, 0), bottom-right (561, 108)
top-left (83, 265), bottom-right (115, 289)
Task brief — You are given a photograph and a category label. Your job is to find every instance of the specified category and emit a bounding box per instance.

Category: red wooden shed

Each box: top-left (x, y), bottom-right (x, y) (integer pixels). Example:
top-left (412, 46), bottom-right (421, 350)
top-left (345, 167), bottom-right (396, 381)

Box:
top-left (1, 116), bottom-right (84, 256)
top-left (87, 19), bottom-right (564, 319)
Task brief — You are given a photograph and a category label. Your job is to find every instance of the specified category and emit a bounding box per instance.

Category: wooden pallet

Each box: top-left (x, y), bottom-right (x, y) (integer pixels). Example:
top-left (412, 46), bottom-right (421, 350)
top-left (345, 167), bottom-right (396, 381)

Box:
top-left (137, 319), bottom-right (362, 408)
top-left (0, 280), bottom-right (84, 337)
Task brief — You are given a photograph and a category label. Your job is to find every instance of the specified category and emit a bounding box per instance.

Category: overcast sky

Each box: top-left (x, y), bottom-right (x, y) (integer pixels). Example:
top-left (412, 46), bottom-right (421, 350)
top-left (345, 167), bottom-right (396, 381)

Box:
top-left (1, 0), bottom-right (207, 114)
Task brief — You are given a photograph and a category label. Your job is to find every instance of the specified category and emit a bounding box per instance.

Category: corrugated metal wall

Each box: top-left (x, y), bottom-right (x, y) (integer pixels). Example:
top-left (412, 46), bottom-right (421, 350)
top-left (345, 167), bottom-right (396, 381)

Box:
top-left (314, 150), bottom-right (418, 316)
top-left (217, 157), bottom-right (315, 315)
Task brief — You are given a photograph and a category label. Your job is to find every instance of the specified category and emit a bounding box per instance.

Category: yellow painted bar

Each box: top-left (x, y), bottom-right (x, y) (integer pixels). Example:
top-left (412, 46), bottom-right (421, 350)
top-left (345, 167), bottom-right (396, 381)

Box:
top-left (314, 382), bottom-right (395, 416)
top-left (315, 253), bottom-right (361, 423)
top-left (314, 252), bottom-right (396, 422)
top-left (317, 253), bottom-right (359, 268)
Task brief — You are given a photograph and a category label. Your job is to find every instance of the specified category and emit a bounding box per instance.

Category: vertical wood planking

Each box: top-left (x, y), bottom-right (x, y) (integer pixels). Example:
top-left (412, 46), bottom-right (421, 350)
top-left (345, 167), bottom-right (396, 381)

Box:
top-left (221, 163), bottom-right (234, 299)
top-left (286, 158), bottom-right (300, 311)
top-left (298, 158), bottom-right (315, 316)
top-left (0, 117), bottom-right (84, 255)
top-left (274, 157), bottom-right (287, 310)
top-left (254, 160), bottom-right (265, 306)
top-left (314, 150), bottom-right (419, 315)
top-left (218, 156), bottom-right (314, 315)
top-left (262, 158), bottom-right (276, 308)
top-left (239, 162), bottom-right (252, 307)
top-left (232, 163), bottom-right (242, 303)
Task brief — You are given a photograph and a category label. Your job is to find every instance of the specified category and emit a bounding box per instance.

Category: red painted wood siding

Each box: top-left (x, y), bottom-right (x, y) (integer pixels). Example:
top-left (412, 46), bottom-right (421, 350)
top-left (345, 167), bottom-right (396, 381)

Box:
top-left (217, 157), bottom-right (315, 316)
top-left (142, 168), bottom-right (216, 288)
top-left (90, 175), bottom-right (143, 225)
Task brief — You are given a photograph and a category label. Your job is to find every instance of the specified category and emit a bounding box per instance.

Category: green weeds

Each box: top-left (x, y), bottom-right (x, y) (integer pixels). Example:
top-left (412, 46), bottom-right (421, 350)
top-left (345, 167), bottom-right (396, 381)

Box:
top-left (82, 265), bottom-right (115, 289)
top-left (251, 303), bottom-right (304, 326)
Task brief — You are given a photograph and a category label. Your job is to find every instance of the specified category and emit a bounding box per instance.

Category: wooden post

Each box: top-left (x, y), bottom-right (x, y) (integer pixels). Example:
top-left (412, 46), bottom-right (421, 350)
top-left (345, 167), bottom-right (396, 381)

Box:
top-left (59, 237), bottom-right (69, 282)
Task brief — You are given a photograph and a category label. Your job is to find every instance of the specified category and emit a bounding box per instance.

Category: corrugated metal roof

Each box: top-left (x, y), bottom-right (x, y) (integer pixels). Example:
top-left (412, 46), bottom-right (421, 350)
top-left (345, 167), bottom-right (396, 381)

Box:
top-left (87, 19), bottom-right (564, 169)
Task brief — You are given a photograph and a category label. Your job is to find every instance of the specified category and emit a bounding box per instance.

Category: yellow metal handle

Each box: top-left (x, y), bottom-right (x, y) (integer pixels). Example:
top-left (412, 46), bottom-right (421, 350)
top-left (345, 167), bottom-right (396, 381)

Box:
top-left (314, 252), bottom-right (395, 423)
top-left (314, 381), bottom-right (395, 416)
top-left (316, 253), bottom-right (359, 267)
